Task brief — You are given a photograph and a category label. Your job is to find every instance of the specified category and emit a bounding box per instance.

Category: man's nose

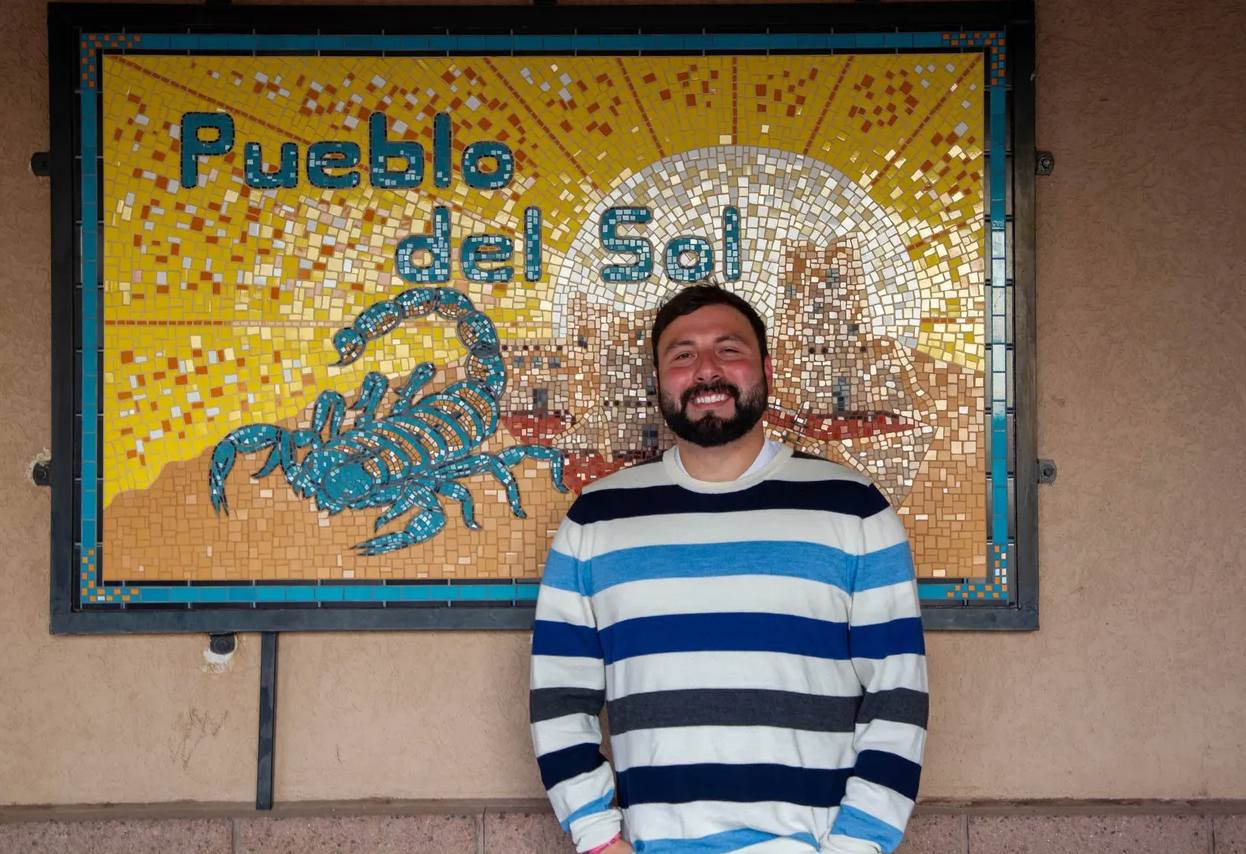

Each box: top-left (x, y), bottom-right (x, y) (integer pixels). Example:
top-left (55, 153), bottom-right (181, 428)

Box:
top-left (693, 351), bottom-right (723, 383)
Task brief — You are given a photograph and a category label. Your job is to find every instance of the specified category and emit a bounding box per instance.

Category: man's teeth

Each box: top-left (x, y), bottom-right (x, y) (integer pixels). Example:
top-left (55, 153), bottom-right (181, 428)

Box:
top-left (693, 393), bottom-right (730, 404)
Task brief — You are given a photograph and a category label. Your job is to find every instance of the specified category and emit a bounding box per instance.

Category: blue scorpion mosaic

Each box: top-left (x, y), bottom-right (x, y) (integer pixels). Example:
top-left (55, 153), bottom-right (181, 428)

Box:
top-left (208, 286), bottom-right (567, 555)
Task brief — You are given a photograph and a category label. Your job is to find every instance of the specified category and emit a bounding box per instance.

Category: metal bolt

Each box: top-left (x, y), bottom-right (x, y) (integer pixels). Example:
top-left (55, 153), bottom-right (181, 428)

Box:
top-left (1037, 459), bottom-right (1057, 484)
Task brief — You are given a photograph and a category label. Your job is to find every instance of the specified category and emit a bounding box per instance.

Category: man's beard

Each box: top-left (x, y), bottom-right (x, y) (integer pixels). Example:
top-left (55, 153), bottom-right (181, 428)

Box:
top-left (658, 377), bottom-right (769, 448)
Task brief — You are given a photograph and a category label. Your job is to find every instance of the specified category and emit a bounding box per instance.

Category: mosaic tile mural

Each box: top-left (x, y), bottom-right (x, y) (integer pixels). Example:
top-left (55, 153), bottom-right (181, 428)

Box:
top-left (73, 32), bottom-right (1015, 611)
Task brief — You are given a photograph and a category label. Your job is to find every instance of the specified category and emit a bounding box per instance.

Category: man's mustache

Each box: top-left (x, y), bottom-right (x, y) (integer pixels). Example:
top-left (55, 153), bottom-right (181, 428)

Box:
top-left (680, 381), bottom-right (741, 409)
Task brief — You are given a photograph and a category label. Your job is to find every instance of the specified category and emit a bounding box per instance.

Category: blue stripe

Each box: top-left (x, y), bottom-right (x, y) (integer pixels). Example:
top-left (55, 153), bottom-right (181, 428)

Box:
top-left (854, 750), bottom-right (923, 802)
top-left (855, 542), bottom-right (917, 591)
top-left (532, 620), bottom-right (603, 659)
top-left (588, 541), bottom-right (856, 595)
top-left (849, 617), bottom-right (925, 659)
top-left (559, 790), bottom-right (615, 832)
top-left (617, 763), bottom-right (850, 808)
top-left (540, 549), bottom-right (583, 593)
top-left (601, 612), bottom-right (848, 664)
top-left (831, 805), bottom-right (905, 853)
top-left (569, 479), bottom-right (887, 525)
top-left (635, 828), bottom-right (819, 854)
top-left (538, 742), bottom-right (607, 791)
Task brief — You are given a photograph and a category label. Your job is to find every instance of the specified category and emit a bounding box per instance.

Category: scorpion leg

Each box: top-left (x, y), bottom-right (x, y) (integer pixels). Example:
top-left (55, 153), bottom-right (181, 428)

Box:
top-left (434, 452), bottom-right (528, 519)
top-left (258, 390), bottom-right (344, 489)
top-left (434, 481), bottom-right (481, 530)
top-left (497, 445), bottom-right (569, 494)
top-left (390, 362), bottom-right (437, 415)
top-left (251, 432), bottom-right (295, 480)
top-left (350, 372), bottom-right (389, 426)
top-left (208, 424), bottom-right (289, 516)
top-left (309, 390), bottom-right (346, 441)
top-left (354, 480), bottom-right (446, 556)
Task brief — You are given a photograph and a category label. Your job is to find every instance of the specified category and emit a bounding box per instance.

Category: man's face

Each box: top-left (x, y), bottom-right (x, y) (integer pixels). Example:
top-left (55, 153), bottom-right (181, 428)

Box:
top-left (654, 304), bottom-right (773, 448)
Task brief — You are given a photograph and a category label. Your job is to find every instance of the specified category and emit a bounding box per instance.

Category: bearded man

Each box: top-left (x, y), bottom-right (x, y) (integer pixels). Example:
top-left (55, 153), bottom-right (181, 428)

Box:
top-left (529, 285), bottom-right (928, 854)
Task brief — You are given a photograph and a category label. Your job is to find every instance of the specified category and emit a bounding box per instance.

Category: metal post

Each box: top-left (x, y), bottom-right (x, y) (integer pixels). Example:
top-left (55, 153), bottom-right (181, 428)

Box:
top-left (256, 632), bottom-right (278, 810)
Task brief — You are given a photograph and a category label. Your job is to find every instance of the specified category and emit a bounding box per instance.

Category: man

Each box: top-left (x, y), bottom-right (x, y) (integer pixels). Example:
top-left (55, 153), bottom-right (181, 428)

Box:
top-left (530, 285), bottom-right (927, 854)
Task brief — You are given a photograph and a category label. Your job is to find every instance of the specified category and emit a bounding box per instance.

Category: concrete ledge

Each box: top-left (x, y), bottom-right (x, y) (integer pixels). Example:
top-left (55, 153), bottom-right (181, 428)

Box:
top-left (969, 815), bottom-right (1209, 854)
top-left (0, 818), bottom-right (233, 854)
top-left (238, 814), bottom-right (478, 854)
top-left (1, 801), bottom-right (1244, 854)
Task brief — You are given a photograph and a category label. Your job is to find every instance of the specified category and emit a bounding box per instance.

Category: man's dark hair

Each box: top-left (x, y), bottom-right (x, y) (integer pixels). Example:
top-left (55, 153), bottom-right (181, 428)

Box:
top-left (651, 285), bottom-right (768, 363)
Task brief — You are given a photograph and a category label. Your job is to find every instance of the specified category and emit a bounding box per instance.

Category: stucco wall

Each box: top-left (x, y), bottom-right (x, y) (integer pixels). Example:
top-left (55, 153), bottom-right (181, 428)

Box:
top-left (2, 0), bottom-right (1243, 807)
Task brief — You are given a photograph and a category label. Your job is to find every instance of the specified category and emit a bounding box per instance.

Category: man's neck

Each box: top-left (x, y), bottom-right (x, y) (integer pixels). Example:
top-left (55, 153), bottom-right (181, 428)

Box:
top-left (674, 428), bottom-right (767, 482)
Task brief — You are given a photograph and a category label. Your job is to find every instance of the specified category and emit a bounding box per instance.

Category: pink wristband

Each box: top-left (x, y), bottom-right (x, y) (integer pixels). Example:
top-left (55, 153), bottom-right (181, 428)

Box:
top-left (586, 833), bottom-right (622, 854)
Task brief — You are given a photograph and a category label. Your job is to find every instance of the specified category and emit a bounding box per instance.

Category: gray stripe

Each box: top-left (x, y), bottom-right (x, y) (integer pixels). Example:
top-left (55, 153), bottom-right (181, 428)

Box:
top-left (606, 689), bottom-right (861, 735)
top-left (858, 687), bottom-right (929, 728)
top-left (530, 687), bottom-right (606, 724)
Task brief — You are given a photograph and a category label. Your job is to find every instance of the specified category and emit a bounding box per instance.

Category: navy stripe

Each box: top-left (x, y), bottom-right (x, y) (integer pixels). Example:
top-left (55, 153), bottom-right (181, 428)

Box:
top-left (858, 687), bottom-right (929, 728)
top-left (617, 763), bottom-right (851, 808)
top-left (530, 687), bottom-right (606, 724)
top-left (849, 617), bottom-right (926, 659)
top-left (600, 613), bottom-right (848, 664)
top-left (532, 620), bottom-right (603, 659)
top-left (537, 742), bottom-right (608, 791)
top-left (855, 750), bottom-right (922, 801)
top-left (568, 479), bottom-right (888, 525)
top-left (607, 689), bottom-right (860, 735)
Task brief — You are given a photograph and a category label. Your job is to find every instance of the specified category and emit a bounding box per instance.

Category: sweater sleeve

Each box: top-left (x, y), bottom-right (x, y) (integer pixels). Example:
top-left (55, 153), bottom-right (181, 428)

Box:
top-left (824, 487), bottom-right (929, 854)
top-left (530, 511), bottom-right (622, 853)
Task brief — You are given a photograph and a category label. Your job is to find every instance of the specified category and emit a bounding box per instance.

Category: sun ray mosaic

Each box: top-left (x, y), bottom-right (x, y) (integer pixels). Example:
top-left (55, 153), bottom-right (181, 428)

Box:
top-left (74, 32), bottom-right (1015, 609)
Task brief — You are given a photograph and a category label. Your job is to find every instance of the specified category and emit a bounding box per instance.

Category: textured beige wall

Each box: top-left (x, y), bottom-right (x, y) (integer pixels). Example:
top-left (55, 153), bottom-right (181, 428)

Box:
top-left (2, 0), bottom-right (1244, 807)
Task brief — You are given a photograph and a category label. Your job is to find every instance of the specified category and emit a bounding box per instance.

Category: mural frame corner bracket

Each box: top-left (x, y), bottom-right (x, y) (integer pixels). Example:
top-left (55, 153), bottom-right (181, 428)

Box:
top-left (1037, 458), bottom-right (1057, 484)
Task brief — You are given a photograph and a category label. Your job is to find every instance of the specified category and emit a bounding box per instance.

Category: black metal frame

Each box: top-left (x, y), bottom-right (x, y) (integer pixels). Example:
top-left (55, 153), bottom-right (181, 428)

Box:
top-left (48, 1), bottom-right (1038, 635)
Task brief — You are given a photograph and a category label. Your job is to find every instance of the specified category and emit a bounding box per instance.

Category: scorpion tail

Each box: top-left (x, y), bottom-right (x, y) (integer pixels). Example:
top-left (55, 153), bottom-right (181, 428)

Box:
top-left (332, 328), bottom-right (367, 367)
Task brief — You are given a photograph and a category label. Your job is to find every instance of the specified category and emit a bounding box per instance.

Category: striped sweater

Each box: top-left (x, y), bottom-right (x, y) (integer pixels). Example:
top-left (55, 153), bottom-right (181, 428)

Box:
top-left (530, 444), bottom-right (928, 854)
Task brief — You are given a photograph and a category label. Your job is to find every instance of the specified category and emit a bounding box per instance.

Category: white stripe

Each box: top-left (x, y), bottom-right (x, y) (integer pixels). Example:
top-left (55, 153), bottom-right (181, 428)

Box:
top-left (582, 507), bottom-right (867, 559)
top-left (727, 838), bottom-right (819, 854)
top-left (549, 518), bottom-right (588, 560)
top-left (531, 654), bottom-right (606, 691)
top-left (607, 651), bottom-right (861, 697)
top-left (772, 456), bottom-right (874, 485)
top-left (570, 809), bottom-right (624, 853)
top-left (610, 726), bottom-right (858, 773)
top-left (841, 780), bottom-right (914, 837)
top-left (848, 654), bottom-right (927, 694)
top-left (548, 763), bottom-right (617, 824)
top-left (582, 460), bottom-right (671, 493)
top-left (852, 720), bottom-right (926, 765)
top-left (532, 712), bottom-right (605, 757)
top-left (860, 506), bottom-right (907, 551)
top-left (849, 581), bottom-right (921, 626)
top-left (594, 575), bottom-right (851, 629)
top-left (824, 834), bottom-right (883, 854)
top-left (624, 801), bottom-right (830, 845)
top-left (536, 585), bottom-right (596, 627)
top-left (852, 653), bottom-right (927, 691)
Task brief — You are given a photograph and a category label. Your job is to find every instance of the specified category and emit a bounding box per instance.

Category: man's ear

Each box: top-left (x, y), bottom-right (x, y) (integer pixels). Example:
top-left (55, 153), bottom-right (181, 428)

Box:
top-left (763, 355), bottom-right (774, 387)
